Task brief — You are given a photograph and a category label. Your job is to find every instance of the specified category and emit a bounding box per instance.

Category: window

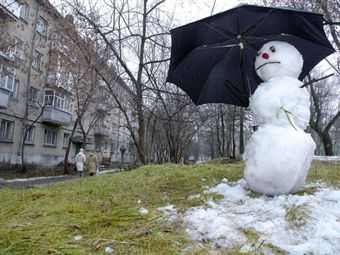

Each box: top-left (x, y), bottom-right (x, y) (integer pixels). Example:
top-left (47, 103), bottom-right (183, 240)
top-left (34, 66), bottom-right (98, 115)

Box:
top-left (44, 89), bottom-right (73, 113)
top-left (3, 0), bottom-right (21, 17)
top-left (44, 129), bottom-right (56, 146)
top-left (36, 16), bottom-right (47, 36)
top-left (9, 79), bottom-right (18, 98)
top-left (63, 133), bottom-right (70, 147)
top-left (24, 126), bottom-right (35, 144)
top-left (0, 65), bottom-right (16, 92)
top-left (0, 38), bottom-right (24, 60)
top-left (32, 50), bottom-right (43, 70)
top-left (13, 38), bottom-right (24, 60)
top-left (20, 3), bottom-right (30, 21)
top-left (0, 119), bottom-right (14, 141)
top-left (95, 141), bottom-right (101, 151)
top-left (29, 87), bottom-right (39, 104)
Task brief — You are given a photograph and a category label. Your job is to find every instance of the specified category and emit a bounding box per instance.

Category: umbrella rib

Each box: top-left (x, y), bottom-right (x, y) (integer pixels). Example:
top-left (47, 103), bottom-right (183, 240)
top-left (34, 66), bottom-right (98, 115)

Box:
top-left (196, 38), bottom-right (240, 105)
top-left (244, 9), bottom-right (274, 39)
top-left (203, 22), bottom-right (234, 40)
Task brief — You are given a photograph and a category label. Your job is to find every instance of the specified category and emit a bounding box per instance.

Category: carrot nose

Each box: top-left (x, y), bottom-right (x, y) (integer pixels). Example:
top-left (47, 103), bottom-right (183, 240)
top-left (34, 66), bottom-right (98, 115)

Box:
top-left (262, 53), bottom-right (269, 59)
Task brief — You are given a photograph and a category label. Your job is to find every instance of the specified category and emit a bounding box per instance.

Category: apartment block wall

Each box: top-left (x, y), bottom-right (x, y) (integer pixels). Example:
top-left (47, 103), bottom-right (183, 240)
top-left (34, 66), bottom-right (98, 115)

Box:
top-left (0, 0), bottom-right (137, 166)
top-left (0, 0), bottom-right (77, 166)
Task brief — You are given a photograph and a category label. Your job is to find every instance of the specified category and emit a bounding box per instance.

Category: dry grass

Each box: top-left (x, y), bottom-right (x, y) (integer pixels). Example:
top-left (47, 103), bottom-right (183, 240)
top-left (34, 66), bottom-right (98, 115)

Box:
top-left (0, 160), bottom-right (338, 254)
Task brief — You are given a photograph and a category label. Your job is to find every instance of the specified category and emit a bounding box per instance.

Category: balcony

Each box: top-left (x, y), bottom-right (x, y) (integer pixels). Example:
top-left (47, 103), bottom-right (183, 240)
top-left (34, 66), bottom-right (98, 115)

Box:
top-left (0, 1), bottom-right (19, 21)
top-left (46, 73), bottom-right (58, 85)
top-left (93, 126), bottom-right (111, 137)
top-left (0, 87), bottom-right (10, 109)
top-left (42, 106), bottom-right (72, 126)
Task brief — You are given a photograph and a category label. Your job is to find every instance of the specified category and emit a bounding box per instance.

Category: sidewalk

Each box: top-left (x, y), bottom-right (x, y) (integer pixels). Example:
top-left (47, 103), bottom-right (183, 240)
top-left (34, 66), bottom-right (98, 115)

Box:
top-left (0, 169), bottom-right (119, 189)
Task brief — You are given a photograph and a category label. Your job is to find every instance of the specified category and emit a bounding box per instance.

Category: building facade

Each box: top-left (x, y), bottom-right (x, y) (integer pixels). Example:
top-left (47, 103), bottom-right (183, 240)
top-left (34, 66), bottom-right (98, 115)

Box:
top-left (0, 0), bottom-right (136, 166)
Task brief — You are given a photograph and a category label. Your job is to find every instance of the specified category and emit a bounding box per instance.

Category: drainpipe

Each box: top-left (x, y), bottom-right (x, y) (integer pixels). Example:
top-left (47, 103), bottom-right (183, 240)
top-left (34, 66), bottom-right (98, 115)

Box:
top-left (16, 3), bottom-right (40, 161)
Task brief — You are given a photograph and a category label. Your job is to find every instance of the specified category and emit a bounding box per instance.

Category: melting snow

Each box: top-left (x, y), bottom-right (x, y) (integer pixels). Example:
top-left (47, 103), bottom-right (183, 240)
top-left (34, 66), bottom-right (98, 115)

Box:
top-left (139, 207), bottom-right (149, 215)
top-left (163, 179), bottom-right (340, 254)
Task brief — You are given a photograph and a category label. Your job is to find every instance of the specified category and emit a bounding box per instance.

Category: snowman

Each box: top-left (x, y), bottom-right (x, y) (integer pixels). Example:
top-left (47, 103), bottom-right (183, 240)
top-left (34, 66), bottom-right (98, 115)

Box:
top-left (243, 41), bottom-right (316, 196)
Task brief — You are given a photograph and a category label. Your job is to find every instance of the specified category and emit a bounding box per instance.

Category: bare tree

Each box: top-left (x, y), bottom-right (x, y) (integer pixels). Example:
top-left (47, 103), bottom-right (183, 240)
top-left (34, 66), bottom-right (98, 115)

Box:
top-left (66, 0), bottom-right (171, 164)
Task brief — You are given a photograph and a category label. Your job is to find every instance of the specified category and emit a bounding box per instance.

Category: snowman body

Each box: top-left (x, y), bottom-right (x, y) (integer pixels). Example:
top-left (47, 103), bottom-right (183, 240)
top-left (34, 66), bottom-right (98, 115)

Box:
top-left (243, 41), bottom-right (316, 196)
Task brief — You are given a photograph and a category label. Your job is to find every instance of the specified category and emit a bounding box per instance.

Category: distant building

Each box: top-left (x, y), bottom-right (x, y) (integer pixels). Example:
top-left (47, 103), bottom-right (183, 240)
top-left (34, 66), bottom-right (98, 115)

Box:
top-left (0, 0), bottom-right (136, 166)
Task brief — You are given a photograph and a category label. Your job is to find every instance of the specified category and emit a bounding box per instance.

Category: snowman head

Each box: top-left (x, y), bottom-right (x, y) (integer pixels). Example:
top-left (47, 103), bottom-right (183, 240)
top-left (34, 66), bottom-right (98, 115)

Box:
top-left (254, 41), bottom-right (303, 82)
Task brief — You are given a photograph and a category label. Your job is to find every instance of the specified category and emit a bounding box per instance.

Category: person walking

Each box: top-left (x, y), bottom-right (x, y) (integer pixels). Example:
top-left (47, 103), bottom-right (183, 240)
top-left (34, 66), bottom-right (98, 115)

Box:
top-left (75, 148), bottom-right (86, 178)
top-left (87, 151), bottom-right (98, 176)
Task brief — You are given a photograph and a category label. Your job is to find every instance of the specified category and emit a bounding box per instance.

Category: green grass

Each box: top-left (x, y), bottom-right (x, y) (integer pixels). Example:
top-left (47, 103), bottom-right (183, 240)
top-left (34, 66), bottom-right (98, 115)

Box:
top-left (0, 160), bottom-right (338, 254)
top-left (0, 163), bottom-right (73, 179)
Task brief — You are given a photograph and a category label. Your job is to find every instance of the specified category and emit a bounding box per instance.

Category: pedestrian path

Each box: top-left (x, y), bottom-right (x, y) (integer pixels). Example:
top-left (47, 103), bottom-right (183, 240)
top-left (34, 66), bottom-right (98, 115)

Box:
top-left (0, 169), bottom-right (119, 188)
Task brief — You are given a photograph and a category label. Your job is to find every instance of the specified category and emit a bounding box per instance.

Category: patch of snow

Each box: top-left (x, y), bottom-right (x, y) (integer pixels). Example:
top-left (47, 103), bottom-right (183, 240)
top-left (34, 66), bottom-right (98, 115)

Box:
top-left (187, 194), bottom-right (201, 200)
top-left (221, 178), bottom-right (228, 183)
top-left (158, 204), bottom-right (178, 222)
top-left (139, 207), bottom-right (149, 215)
top-left (1, 175), bottom-right (67, 183)
top-left (182, 179), bottom-right (340, 254)
top-left (314, 156), bottom-right (340, 162)
top-left (157, 204), bottom-right (177, 214)
top-left (104, 247), bottom-right (113, 253)
top-left (74, 235), bottom-right (82, 241)
top-left (98, 169), bottom-right (119, 175)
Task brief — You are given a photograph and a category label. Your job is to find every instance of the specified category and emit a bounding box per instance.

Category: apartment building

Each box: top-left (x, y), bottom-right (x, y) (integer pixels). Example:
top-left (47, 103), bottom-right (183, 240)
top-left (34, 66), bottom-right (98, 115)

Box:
top-left (0, 0), bottom-right (136, 166)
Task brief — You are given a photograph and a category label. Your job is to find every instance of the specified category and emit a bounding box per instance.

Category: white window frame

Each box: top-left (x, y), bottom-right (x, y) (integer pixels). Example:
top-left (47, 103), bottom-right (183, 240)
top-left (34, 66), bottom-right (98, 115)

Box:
top-left (44, 128), bottom-right (57, 146)
top-left (19, 3), bottom-right (30, 21)
top-left (9, 79), bottom-right (18, 98)
top-left (63, 133), bottom-right (70, 148)
top-left (44, 89), bottom-right (73, 113)
top-left (0, 65), bottom-right (16, 92)
top-left (36, 16), bottom-right (48, 37)
top-left (32, 50), bottom-right (43, 70)
top-left (24, 126), bottom-right (35, 144)
top-left (3, 0), bottom-right (21, 17)
top-left (29, 87), bottom-right (39, 104)
top-left (0, 119), bottom-right (14, 141)
top-left (13, 38), bottom-right (24, 60)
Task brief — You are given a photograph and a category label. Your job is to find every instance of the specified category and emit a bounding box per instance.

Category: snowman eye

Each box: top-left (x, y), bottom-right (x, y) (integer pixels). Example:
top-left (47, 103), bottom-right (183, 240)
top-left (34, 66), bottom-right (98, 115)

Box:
top-left (270, 46), bottom-right (276, 52)
top-left (257, 51), bottom-right (261, 57)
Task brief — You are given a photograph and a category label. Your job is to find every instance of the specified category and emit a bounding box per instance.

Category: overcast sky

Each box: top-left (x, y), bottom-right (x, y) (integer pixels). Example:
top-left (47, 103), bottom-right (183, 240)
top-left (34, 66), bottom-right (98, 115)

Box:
top-left (49, 0), bottom-right (336, 76)
top-left (50, 0), bottom-right (252, 25)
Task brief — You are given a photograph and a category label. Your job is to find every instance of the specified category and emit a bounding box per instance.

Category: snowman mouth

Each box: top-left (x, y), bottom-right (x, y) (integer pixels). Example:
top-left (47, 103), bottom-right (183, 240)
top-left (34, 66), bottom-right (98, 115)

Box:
top-left (256, 61), bottom-right (281, 71)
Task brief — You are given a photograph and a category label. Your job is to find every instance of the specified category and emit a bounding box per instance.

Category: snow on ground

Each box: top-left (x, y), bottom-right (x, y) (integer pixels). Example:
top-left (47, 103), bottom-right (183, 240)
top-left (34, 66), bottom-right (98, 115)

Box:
top-left (314, 155), bottom-right (340, 162)
top-left (0, 175), bottom-right (67, 182)
top-left (159, 179), bottom-right (340, 254)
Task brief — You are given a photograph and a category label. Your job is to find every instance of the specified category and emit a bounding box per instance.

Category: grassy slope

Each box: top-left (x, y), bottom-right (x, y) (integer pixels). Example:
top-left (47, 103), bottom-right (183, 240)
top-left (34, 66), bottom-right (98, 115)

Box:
top-left (0, 161), bottom-right (338, 255)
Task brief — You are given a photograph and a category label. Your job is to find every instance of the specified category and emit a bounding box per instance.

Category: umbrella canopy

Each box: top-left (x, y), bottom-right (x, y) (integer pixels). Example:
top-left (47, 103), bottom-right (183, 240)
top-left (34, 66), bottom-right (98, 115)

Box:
top-left (166, 4), bottom-right (335, 107)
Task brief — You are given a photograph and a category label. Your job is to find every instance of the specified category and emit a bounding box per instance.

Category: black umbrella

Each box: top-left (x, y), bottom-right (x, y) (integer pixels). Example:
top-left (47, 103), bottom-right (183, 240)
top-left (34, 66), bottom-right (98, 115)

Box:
top-left (166, 4), bottom-right (335, 107)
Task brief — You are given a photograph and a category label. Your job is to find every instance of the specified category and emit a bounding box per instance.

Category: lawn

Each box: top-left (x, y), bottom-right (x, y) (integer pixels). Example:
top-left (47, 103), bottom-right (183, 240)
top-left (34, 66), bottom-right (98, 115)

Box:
top-left (0, 160), bottom-right (338, 254)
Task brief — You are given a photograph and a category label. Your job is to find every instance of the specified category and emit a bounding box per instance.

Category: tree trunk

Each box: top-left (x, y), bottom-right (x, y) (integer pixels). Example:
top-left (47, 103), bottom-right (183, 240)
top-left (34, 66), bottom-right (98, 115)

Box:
top-left (231, 106), bottom-right (236, 159)
top-left (64, 118), bottom-right (79, 174)
top-left (239, 107), bottom-right (245, 155)
top-left (322, 131), bottom-right (334, 156)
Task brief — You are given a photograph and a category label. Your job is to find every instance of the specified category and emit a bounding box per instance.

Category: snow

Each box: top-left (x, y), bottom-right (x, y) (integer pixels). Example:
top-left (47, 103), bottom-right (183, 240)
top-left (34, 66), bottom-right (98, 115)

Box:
top-left (314, 156), bottom-right (340, 162)
top-left (243, 125), bottom-right (315, 195)
top-left (179, 180), bottom-right (340, 254)
top-left (157, 204), bottom-right (177, 214)
top-left (139, 207), bottom-right (149, 215)
top-left (249, 76), bottom-right (310, 129)
top-left (0, 175), bottom-right (67, 183)
top-left (74, 235), bottom-right (82, 241)
top-left (244, 41), bottom-right (316, 195)
top-left (255, 41), bottom-right (303, 82)
top-left (104, 247), bottom-right (113, 253)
